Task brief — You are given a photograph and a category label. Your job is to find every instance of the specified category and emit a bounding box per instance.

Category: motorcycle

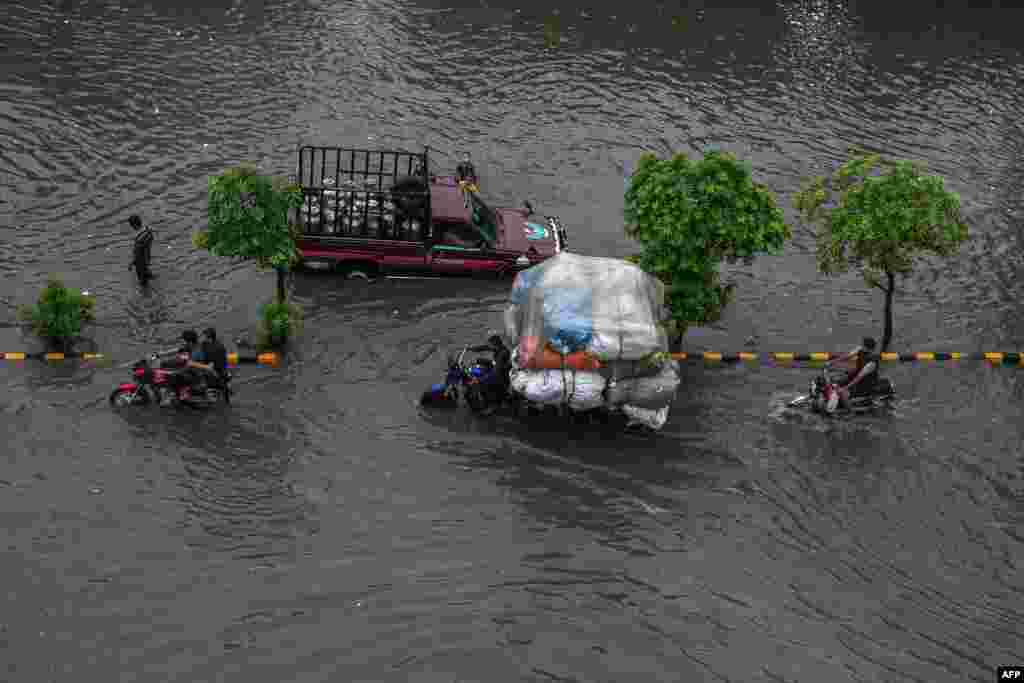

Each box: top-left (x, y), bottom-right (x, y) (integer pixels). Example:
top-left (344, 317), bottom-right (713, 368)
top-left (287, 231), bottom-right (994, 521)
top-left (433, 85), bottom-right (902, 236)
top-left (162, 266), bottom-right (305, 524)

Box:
top-left (420, 346), bottom-right (503, 413)
top-left (109, 352), bottom-right (232, 409)
top-left (788, 364), bottom-right (895, 415)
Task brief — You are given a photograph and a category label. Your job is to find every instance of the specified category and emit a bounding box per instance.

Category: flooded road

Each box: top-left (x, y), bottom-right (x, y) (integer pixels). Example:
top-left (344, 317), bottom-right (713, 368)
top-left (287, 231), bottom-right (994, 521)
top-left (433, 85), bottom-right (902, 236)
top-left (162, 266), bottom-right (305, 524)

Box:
top-left (2, 1), bottom-right (1023, 680)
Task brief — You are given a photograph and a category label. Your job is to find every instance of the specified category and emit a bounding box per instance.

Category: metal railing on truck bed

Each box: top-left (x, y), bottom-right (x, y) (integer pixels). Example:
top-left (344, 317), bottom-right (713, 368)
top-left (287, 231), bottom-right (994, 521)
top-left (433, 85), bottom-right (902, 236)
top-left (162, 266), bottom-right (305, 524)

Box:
top-left (296, 146), bottom-right (431, 242)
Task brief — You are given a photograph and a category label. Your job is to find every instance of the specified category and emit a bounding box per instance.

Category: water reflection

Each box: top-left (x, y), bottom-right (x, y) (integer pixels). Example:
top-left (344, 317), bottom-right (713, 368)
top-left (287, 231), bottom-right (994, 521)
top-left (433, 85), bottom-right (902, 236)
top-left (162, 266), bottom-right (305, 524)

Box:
top-left (779, 0), bottom-right (859, 70)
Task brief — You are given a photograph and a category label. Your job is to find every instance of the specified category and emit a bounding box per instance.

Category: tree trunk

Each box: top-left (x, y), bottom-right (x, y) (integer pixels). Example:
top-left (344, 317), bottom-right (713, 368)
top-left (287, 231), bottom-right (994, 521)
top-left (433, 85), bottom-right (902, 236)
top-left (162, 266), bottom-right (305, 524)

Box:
top-left (669, 322), bottom-right (686, 354)
top-left (276, 267), bottom-right (287, 306)
top-left (881, 271), bottom-right (895, 352)
top-left (667, 331), bottom-right (684, 356)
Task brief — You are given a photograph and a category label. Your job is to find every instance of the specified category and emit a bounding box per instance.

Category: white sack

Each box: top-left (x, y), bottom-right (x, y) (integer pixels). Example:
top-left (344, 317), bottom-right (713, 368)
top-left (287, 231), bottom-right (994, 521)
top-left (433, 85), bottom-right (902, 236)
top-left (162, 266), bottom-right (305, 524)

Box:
top-left (621, 404), bottom-right (670, 431)
top-left (604, 361), bottom-right (680, 410)
top-left (509, 368), bottom-right (606, 411)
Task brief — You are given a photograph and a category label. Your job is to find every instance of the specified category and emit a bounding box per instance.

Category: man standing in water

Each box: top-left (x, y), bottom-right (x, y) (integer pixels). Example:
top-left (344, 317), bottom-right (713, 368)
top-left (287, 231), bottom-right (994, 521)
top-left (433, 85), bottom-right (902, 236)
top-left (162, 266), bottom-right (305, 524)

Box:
top-left (128, 214), bottom-right (154, 284)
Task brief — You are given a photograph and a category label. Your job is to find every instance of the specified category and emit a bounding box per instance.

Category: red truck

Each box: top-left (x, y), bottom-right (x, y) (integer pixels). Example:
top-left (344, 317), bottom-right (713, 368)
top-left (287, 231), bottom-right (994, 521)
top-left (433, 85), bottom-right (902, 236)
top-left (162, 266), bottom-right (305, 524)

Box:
top-left (295, 146), bottom-right (566, 278)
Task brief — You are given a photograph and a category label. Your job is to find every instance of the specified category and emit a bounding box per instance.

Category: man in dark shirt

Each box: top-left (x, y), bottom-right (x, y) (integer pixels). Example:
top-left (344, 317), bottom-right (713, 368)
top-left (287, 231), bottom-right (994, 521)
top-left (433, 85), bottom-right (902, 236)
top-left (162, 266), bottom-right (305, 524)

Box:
top-left (468, 332), bottom-right (511, 405)
top-left (199, 327), bottom-right (229, 388)
top-left (456, 153), bottom-right (477, 185)
top-left (129, 214), bottom-right (154, 284)
top-left (836, 336), bottom-right (880, 409)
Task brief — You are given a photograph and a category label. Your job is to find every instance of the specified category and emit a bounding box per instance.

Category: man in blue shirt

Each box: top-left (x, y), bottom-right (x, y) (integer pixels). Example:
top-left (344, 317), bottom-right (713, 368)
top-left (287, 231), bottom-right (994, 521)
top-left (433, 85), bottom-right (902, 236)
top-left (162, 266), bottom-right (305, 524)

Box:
top-left (170, 329), bottom-right (219, 400)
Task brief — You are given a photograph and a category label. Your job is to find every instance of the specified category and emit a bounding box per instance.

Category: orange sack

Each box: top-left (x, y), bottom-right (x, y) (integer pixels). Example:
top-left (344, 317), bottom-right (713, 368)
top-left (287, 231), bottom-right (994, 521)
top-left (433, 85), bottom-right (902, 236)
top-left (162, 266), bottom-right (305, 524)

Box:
top-left (518, 336), bottom-right (602, 371)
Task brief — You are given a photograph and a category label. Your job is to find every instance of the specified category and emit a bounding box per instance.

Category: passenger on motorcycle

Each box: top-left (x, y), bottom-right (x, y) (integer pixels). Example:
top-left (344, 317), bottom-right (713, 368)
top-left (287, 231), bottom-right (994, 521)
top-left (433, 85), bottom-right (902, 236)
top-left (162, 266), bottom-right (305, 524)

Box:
top-left (199, 327), bottom-right (229, 387)
top-left (835, 336), bottom-right (879, 408)
top-left (167, 329), bottom-right (220, 401)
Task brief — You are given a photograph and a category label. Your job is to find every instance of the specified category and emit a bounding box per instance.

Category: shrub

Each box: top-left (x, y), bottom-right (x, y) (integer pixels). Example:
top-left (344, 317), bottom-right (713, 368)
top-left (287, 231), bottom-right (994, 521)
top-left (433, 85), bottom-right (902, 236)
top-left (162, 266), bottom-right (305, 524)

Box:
top-left (257, 299), bottom-right (303, 349)
top-left (18, 276), bottom-right (96, 348)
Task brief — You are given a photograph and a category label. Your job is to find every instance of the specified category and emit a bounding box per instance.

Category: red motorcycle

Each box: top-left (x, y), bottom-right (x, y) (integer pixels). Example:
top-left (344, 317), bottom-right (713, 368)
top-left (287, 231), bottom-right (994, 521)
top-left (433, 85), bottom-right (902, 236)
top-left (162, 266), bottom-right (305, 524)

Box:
top-left (109, 351), bottom-right (231, 409)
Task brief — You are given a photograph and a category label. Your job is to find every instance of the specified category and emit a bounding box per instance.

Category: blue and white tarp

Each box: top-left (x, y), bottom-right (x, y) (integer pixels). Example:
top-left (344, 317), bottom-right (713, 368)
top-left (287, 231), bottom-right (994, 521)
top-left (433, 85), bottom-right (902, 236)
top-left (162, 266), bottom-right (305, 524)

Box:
top-left (507, 252), bottom-right (668, 361)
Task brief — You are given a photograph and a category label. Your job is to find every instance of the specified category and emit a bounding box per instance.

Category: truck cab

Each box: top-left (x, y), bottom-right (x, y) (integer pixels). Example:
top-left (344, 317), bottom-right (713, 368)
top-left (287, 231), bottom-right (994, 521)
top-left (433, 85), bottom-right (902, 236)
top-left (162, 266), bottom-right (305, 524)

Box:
top-left (295, 146), bottom-right (566, 279)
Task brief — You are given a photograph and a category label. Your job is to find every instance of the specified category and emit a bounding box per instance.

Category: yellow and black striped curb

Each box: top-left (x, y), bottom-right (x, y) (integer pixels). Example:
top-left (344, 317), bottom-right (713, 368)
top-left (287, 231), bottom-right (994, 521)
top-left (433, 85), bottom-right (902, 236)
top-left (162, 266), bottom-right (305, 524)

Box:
top-left (5, 350), bottom-right (1020, 364)
top-left (669, 352), bottom-right (1024, 363)
top-left (1, 352), bottom-right (280, 365)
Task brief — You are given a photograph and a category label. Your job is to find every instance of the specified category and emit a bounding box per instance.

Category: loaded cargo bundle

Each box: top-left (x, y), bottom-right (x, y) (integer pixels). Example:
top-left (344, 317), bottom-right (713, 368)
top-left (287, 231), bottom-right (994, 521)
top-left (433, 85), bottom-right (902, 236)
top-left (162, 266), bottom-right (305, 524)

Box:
top-left (504, 253), bottom-right (681, 429)
top-left (507, 252), bottom-right (668, 362)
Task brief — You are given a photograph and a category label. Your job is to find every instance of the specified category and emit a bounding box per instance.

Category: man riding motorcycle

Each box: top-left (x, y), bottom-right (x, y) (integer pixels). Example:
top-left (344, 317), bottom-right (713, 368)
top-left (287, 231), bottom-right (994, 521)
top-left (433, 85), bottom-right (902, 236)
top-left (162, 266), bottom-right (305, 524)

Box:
top-left (834, 336), bottom-right (879, 409)
top-left (467, 331), bottom-right (512, 407)
top-left (164, 329), bottom-right (222, 402)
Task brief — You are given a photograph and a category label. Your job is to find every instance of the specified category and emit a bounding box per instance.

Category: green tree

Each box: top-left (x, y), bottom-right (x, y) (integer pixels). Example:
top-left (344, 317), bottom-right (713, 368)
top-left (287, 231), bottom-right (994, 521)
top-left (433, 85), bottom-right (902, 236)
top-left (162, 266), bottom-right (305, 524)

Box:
top-left (793, 152), bottom-right (968, 351)
top-left (194, 164), bottom-right (304, 347)
top-left (624, 150), bottom-right (791, 351)
top-left (18, 276), bottom-right (96, 350)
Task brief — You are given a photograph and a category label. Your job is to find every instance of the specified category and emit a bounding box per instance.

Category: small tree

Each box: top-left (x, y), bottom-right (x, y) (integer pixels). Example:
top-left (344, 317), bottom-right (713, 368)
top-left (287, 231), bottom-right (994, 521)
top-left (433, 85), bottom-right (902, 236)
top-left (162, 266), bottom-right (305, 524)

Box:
top-left (793, 152), bottom-right (968, 351)
top-left (624, 150), bottom-right (791, 350)
top-left (194, 164), bottom-right (304, 346)
top-left (18, 276), bottom-right (96, 350)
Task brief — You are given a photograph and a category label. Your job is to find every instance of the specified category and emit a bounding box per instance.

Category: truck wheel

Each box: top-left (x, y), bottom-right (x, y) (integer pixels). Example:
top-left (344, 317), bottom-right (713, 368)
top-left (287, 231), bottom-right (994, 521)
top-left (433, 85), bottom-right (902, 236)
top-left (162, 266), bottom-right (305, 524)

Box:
top-left (343, 262), bottom-right (378, 280)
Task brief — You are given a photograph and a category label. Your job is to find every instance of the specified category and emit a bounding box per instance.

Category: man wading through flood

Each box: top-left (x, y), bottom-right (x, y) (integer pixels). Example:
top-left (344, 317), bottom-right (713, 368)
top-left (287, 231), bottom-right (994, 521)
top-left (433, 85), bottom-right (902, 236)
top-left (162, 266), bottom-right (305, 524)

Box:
top-left (129, 214), bottom-right (154, 284)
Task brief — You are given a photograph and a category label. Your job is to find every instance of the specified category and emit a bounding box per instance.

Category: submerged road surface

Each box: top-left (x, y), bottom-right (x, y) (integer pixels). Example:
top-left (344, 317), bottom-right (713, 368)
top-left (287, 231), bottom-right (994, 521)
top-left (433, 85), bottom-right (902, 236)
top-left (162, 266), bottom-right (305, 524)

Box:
top-left (2, 1), bottom-right (1022, 681)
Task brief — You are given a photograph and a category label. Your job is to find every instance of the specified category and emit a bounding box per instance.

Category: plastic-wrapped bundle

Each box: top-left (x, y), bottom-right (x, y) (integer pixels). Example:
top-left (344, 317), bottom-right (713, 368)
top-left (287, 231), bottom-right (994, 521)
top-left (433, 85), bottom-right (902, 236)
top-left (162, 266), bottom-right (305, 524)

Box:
top-left (509, 253), bottom-right (667, 363)
top-left (604, 360), bottom-right (680, 410)
top-left (509, 368), bottom-right (606, 411)
top-left (504, 303), bottom-right (521, 342)
top-left (597, 358), bottom-right (664, 382)
top-left (622, 404), bottom-right (670, 430)
top-left (517, 286), bottom-right (593, 355)
top-left (517, 336), bottom-right (602, 371)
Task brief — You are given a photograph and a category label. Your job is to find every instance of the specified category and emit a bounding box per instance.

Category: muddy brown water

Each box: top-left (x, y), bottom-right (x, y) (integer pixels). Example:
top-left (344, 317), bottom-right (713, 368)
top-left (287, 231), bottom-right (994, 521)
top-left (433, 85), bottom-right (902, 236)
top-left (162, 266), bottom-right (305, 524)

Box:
top-left (1, 1), bottom-right (1022, 681)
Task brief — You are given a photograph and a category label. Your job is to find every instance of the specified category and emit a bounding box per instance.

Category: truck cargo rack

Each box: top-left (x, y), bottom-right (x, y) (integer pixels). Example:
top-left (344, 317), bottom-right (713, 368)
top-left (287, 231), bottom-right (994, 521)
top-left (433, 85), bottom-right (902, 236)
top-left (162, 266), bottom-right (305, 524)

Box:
top-left (296, 146), bottom-right (431, 242)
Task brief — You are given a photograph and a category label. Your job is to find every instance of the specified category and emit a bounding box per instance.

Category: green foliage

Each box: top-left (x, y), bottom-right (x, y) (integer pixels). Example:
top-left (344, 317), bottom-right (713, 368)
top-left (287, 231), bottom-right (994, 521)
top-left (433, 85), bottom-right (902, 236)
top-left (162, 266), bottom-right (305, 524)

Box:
top-left (794, 152), bottom-right (968, 286)
top-left (793, 152), bottom-right (968, 349)
top-left (624, 151), bottom-right (790, 335)
top-left (257, 299), bottom-right (303, 349)
top-left (196, 164), bottom-right (304, 271)
top-left (18, 276), bottom-right (96, 346)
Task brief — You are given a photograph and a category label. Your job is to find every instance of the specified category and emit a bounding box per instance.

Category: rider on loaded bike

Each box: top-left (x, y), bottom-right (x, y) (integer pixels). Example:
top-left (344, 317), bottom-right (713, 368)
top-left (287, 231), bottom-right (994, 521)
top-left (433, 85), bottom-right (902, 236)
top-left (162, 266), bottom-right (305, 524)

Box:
top-left (468, 331), bottom-right (512, 405)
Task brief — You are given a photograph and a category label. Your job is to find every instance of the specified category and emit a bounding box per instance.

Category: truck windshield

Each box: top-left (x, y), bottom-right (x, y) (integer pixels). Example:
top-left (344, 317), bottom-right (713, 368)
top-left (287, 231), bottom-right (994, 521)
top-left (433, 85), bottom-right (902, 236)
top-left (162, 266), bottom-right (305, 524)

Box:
top-left (467, 192), bottom-right (498, 242)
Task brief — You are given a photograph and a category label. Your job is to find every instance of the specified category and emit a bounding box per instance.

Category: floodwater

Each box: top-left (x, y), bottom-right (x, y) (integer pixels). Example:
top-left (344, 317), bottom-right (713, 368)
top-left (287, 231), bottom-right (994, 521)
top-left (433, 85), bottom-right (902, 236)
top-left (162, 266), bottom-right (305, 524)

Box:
top-left (2, 1), bottom-right (1023, 681)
